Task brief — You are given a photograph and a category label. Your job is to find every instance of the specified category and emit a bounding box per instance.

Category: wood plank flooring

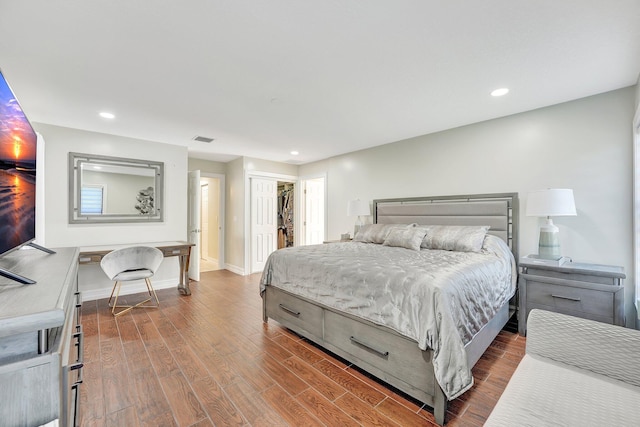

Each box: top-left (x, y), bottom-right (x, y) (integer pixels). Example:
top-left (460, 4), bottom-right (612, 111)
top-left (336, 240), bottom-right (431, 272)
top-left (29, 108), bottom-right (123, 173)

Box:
top-left (79, 270), bottom-right (525, 427)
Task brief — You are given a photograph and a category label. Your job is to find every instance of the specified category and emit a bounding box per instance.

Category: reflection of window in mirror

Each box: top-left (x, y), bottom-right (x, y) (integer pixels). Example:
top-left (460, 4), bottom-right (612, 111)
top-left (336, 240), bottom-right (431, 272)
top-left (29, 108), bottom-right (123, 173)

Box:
top-left (81, 168), bottom-right (154, 215)
top-left (80, 185), bottom-right (104, 215)
top-left (69, 152), bottom-right (164, 224)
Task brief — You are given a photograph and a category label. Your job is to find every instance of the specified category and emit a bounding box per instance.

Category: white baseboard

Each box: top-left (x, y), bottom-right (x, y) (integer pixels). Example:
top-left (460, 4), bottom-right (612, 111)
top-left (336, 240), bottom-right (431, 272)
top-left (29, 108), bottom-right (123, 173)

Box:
top-left (80, 278), bottom-right (179, 302)
top-left (225, 263), bottom-right (245, 275)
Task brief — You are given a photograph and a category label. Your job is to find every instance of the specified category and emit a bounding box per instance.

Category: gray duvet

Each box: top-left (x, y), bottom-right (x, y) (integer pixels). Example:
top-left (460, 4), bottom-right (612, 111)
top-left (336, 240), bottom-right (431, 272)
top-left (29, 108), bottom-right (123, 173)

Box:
top-left (259, 234), bottom-right (516, 400)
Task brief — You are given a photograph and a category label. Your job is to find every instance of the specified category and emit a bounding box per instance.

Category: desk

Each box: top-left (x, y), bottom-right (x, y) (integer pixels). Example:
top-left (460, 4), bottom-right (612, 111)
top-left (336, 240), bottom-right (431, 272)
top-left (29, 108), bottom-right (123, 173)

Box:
top-left (79, 240), bottom-right (194, 295)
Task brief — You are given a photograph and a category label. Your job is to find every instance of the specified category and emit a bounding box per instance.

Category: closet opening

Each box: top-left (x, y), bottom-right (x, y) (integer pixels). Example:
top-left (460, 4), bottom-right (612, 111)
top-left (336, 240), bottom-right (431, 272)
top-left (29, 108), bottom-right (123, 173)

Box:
top-left (277, 181), bottom-right (295, 249)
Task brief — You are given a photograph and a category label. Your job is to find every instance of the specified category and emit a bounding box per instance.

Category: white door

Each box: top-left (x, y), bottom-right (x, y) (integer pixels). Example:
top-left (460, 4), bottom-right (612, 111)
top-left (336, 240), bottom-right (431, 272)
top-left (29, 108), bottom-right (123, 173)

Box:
top-left (304, 178), bottom-right (325, 245)
top-left (201, 183), bottom-right (209, 260)
top-left (187, 170), bottom-right (201, 281)
top-left (251, 178), bottom-right (277, 273)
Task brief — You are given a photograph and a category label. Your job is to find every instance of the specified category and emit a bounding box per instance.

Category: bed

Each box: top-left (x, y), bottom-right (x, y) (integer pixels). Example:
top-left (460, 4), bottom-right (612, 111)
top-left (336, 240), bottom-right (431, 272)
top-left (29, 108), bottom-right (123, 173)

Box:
top-left (260, 193), bottom-right (519, 425)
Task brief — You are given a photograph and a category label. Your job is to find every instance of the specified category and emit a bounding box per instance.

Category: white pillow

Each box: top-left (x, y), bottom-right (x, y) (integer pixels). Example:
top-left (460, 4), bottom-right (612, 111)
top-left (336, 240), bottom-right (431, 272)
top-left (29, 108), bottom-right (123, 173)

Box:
top-left (421, 225), bottom-right (490, 252)
top-left (383, 226), bottom-right (428, 251)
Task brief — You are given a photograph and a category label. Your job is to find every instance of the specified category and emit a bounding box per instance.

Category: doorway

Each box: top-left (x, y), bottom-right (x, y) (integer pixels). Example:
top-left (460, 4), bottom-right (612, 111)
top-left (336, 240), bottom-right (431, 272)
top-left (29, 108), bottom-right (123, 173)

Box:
top-left (200, 176), bottom-right (222, 272)
top-left (301, 176), bottom-right (325, 245)
top-left (277, 181), bottom-right (295, 249)
top-left (249, 175), bottom-right (296, 273)
top-left (188, 170), bottom-right (225, 281)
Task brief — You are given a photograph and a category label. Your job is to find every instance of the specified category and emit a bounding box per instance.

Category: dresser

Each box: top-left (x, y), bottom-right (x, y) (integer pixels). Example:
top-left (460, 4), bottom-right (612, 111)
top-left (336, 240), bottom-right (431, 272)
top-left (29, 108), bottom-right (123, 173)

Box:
top-left (518, 259), bottom-right (625, 335)
top-left (0, 247), bottom-right (82, 427)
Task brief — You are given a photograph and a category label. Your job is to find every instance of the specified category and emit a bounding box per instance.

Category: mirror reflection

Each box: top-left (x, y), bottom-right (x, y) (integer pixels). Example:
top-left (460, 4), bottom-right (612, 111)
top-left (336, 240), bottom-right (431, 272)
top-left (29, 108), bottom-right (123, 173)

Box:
top-left (69, 152), bottom-right (164, 223)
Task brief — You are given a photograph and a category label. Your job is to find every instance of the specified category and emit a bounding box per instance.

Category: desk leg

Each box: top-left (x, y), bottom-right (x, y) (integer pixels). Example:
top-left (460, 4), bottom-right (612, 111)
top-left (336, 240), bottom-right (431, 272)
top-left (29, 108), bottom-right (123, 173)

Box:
top-left (177, 251), bottom-right (192, 296)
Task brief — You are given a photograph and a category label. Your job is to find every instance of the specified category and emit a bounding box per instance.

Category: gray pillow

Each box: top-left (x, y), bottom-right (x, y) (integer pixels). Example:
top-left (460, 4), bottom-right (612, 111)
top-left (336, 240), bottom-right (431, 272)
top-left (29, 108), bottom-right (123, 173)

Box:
top-left (383, 226), bottom-right (428, 251)
top-left (421, 225), bottom-right (490, 252)
top-left (355, 223), bottom-right (408, 244)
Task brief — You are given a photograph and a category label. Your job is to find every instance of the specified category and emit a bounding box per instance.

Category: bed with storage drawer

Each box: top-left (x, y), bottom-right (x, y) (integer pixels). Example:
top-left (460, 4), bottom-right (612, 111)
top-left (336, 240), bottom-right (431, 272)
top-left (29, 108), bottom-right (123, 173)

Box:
top-left (260, 193), bottom-right (518, 425)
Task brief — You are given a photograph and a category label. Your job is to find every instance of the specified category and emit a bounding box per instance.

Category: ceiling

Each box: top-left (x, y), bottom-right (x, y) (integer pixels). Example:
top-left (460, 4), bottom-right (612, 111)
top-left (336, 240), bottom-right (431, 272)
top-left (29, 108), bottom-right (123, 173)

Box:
top-left (1, 1), bottom-right (639, 165)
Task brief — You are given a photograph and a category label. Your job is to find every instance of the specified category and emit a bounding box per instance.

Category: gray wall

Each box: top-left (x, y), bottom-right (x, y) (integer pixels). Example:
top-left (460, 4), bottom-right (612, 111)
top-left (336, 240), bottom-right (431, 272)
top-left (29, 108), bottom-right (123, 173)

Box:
top-left (300, 86), bottom-right (637, 323)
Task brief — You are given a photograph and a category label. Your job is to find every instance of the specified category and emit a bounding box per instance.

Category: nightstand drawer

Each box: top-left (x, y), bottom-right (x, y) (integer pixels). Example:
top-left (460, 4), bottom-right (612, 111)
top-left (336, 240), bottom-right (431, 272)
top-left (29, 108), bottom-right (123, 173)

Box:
top-left (518, 262), bottom-right (625, 336)
top-left (526, 281), bottom-right (614, 316)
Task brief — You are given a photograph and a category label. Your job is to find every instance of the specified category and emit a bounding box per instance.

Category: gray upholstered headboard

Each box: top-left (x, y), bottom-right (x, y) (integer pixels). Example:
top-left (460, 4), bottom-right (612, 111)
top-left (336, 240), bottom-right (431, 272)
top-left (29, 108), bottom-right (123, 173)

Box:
top-left (373, 193), bottom-right (518, 258)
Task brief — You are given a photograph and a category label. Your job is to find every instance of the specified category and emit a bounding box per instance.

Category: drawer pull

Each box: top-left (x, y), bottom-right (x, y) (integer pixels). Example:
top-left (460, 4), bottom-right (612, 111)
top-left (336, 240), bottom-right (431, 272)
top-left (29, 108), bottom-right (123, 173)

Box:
top-left (73, 325), bottom-right (84, 384)
top-left (278, 304), bottom-right (301, 317)
top-left (75, 291), bottom-right (82, 325)
top-left (71, 382), bottom-right (81, 427)
top-left (350, 336), bottom-right (389, 358)
top-left (551, 294), bottom-right (581, 302)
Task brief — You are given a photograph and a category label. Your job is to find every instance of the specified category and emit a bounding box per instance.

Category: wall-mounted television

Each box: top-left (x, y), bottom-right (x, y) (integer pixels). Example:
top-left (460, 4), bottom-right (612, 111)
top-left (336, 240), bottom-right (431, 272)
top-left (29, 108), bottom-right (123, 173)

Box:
top-left (0, 68), bottom-right (46, 284)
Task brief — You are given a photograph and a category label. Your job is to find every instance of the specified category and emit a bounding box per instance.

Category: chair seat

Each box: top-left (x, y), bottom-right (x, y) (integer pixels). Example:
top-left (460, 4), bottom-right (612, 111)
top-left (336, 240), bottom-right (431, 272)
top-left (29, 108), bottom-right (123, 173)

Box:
top-left (100, 246), bottom-right (164, 316)
top-left (113, 268), bottom-right (154, 281)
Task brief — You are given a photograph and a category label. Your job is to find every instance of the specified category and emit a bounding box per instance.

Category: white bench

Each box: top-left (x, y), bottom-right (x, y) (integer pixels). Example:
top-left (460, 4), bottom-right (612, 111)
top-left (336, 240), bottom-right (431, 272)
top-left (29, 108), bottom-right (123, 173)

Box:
top-left (486, 309), bottom-right (640, 426)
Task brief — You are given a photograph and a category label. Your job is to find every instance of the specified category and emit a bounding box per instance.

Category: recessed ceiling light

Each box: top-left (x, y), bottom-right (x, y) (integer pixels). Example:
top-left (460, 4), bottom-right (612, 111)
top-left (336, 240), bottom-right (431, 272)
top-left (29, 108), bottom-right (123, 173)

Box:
top-left (99, 111), bottom-right (115, 119)
top-left (290, 151), bottom-right (299, 156)
top-left (491, 88), bottom-right (509, 97)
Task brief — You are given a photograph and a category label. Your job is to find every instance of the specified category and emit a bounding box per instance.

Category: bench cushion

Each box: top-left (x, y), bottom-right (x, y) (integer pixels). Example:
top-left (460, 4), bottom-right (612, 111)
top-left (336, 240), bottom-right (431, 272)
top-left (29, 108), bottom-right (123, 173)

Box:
top-left (485, 353), bottom-right (640, 426)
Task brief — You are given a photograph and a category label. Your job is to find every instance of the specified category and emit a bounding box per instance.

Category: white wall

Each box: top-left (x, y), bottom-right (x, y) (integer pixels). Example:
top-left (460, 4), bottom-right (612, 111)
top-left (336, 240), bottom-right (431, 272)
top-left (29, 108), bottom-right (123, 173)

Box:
top-left (300, 87), bottom-right (637, 324)
top-left (34, 123), bottom-right (188, 299)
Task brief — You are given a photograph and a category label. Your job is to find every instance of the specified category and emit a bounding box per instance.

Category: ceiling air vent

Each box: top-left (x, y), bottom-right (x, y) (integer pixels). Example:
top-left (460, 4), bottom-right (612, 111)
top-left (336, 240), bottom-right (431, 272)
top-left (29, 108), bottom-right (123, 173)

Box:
top-left (192, 136), bottom-right (215, 143)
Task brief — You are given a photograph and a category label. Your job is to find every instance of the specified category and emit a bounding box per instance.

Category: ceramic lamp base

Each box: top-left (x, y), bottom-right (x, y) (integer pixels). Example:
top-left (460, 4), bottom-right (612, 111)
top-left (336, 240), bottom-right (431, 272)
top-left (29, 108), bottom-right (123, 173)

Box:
top-left (538, 218), bottom-right (561, 259)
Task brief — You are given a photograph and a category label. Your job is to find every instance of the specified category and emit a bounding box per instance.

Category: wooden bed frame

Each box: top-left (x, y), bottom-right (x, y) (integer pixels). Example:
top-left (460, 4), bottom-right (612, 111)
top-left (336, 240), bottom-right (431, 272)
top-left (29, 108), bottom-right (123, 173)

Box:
top-left (262, 193), bottom-right (519, 425)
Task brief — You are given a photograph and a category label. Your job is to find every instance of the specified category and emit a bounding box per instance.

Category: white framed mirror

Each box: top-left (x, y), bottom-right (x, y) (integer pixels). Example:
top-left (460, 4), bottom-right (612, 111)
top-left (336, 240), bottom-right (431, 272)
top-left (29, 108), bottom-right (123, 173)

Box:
top-left (68, 152), bottom-right (164, 224)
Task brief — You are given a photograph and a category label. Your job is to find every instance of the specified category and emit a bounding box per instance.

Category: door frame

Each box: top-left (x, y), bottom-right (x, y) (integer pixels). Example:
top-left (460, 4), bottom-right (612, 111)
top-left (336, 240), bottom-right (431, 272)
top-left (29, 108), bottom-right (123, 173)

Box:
top-left (245, 170), bottom-right (298, 275)
top-left (201, 172), bottom-right (226, 270)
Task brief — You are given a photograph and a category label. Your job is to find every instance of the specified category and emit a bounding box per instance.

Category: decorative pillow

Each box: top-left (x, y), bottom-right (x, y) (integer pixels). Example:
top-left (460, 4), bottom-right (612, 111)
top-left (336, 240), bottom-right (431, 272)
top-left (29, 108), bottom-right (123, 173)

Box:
top-left (355, 223), bottom-right (409, 244)
top-left (382, 226), bottom-right (428, 251)
top-left (421, 225), bottom-right (490, 252)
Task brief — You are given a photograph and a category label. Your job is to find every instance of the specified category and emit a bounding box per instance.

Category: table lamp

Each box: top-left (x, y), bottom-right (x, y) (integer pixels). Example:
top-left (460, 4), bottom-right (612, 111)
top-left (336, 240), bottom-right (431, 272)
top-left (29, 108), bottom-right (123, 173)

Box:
top-left (347, 199), bottom-right (370, 238)
top-left (526, 189), bottom-right (576, 259)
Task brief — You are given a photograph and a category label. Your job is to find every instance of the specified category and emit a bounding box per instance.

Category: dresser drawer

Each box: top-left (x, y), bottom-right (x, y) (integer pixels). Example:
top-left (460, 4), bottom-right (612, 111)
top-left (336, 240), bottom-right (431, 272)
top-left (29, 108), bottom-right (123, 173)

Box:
top-left (161, 247), bottom-right (190, 257)
top-left (526, 280), bottom-right (614, 316)
top-left (323, 310), bottom-right (434, 392)
top-left (264, 287), bottom-right (323, 338)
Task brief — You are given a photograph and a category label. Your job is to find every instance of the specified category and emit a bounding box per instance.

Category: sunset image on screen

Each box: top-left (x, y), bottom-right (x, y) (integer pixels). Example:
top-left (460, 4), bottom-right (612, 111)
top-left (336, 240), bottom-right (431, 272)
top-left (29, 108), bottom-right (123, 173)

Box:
top-left (0, 82), bottom-right (36, 168)
top-left (0, 72), bottom-right (37, 255)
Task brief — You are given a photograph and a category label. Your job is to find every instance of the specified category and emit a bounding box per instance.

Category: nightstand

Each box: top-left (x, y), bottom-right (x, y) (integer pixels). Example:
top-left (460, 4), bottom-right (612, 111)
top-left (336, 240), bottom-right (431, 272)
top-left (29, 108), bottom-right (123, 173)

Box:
top-left (518, 259), bottom-right (625, 335)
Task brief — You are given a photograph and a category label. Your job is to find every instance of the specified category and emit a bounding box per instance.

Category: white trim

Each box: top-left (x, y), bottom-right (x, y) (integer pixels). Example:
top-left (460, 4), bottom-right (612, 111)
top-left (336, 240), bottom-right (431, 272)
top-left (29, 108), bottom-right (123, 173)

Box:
top-left (225, 263), bottom-right (245, 276)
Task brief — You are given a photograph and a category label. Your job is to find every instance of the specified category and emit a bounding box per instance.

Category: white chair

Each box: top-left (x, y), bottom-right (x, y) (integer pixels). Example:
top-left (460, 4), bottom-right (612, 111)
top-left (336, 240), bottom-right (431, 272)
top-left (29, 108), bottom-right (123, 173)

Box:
top-left (100, 246), bottom-right (164, 316)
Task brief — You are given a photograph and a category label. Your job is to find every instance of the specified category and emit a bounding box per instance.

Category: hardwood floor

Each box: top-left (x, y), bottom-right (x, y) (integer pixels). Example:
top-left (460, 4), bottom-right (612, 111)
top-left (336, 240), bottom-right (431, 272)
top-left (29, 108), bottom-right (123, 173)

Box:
top-left (79, 270), bottom-right (525, 427)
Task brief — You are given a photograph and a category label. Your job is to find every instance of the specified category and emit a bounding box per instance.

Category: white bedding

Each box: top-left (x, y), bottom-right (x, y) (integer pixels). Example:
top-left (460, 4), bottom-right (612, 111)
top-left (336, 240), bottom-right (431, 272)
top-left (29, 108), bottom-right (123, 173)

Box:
top-left (260, 234), bottom-right (516, 400)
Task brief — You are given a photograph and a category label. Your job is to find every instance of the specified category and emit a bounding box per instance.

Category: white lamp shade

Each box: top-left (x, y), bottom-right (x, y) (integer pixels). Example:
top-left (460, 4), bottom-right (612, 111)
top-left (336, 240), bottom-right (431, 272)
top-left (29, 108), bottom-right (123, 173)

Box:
top-left (347, 199), bottom-right (370, 216)
top-left (526, 189), bottom-right (577, 217)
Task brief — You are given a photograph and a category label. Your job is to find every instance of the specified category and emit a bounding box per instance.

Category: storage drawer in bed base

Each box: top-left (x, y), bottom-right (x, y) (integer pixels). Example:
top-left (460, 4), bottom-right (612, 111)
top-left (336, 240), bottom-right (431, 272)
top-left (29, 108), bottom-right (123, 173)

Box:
top-left (263, 287), bottom-right (323, 338)
top-left (323, 310), bottom-right (435, 394)
top-left (262, 286), bottom-right (446, 423)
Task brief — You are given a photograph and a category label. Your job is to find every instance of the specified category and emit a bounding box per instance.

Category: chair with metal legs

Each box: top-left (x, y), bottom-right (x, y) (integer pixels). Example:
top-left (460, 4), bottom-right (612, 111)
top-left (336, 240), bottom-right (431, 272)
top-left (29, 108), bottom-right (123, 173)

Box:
top-left (100, 246), bottom-right (164, 316)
